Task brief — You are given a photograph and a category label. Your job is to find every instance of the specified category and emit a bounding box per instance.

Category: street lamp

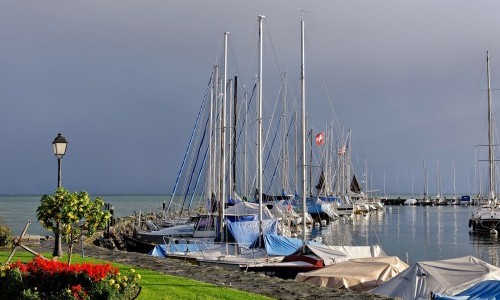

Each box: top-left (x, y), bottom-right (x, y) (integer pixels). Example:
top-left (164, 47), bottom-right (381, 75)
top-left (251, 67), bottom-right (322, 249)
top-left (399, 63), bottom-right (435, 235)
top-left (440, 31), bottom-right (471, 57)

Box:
top-left (52, 133), bottom-right (68, 257)
top-left (53, 133), bottom-right (68, 188)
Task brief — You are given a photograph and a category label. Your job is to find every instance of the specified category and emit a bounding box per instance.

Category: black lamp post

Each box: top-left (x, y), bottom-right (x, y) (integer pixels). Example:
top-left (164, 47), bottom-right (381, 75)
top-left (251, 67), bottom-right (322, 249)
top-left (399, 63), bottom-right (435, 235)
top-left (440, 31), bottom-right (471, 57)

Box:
top-left (52, 133), bottom-right (67, 257)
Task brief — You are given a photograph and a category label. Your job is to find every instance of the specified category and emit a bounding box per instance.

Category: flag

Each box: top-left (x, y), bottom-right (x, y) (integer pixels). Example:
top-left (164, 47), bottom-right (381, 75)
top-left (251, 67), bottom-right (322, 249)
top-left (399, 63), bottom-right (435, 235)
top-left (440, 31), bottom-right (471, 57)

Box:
top-left (338, 146), bottom-right (346, 155)
top-left (315, 132), bottom-right (325, 146)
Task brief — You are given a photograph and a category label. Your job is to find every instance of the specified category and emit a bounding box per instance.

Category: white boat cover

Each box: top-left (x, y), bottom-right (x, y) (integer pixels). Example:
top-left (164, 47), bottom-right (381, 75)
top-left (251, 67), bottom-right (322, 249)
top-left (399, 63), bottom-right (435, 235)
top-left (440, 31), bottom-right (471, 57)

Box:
top-left (224, 201), bottom-right (274, 219)
top-left (404, 198), bottom-right (417, 205)
top-left (306, 243), bottom-right (387, 266)
top-left (369, 256), bottom-right (500, 300)
top-left (295, 256), bottom-right (408, 291)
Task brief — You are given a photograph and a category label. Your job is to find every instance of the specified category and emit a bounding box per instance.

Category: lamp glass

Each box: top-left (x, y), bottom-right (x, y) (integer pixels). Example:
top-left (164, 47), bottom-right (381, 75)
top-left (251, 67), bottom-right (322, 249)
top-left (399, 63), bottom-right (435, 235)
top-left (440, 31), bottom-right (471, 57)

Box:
top-left (52, 133), bottom-right (68, 159)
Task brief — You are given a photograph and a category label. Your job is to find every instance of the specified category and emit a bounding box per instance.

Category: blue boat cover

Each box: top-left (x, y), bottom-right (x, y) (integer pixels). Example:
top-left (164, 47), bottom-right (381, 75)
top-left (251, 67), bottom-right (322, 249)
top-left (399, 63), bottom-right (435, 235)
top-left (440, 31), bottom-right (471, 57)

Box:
top-left (433, 280), bottom-right (500, 299)
top-left (264, 233), bottom-right (303, 256)
top-left (149, 244), bottom-right (167, 257)
top-left (226, 218), bottom-right (278, 248)
top-left (149, 243), bottom-right (218, 257)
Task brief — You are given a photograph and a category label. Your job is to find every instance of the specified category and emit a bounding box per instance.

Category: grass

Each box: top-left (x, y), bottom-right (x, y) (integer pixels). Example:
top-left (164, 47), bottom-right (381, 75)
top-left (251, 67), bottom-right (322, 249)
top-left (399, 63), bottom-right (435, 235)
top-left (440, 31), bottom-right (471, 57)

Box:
top-left (0, 250), bottom-right (273, 300)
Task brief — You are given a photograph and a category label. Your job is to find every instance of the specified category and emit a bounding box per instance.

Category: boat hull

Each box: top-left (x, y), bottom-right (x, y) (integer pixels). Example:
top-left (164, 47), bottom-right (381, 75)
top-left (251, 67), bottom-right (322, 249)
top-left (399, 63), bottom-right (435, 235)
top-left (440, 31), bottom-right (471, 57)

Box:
top-left (469, 208), bottom-right (500, 233)
top-left (123, 234), bottom-right (156, 254)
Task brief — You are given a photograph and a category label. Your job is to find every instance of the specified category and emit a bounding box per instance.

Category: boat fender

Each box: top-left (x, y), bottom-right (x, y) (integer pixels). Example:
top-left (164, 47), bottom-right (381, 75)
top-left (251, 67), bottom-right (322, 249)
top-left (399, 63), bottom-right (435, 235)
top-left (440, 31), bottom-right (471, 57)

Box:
top-left (469, 220), bottom-right (472, 228)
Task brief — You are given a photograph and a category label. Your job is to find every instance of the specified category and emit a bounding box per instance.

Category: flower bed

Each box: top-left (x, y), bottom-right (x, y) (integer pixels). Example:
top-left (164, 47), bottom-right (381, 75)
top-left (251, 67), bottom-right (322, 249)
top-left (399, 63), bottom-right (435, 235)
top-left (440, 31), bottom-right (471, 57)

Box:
top-left (0, 256), bottom-right (141, 300)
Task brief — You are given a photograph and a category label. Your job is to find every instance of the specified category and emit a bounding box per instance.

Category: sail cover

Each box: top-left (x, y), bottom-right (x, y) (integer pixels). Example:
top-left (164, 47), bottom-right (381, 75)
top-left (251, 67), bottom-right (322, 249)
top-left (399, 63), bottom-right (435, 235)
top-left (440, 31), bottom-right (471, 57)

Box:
top-left (370, 256), bottom-right (500, 300)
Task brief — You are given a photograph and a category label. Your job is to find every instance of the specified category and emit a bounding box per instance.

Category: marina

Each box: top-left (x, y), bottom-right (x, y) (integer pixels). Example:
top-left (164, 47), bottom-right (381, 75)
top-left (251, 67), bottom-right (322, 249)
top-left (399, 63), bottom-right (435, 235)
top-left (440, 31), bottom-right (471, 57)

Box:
top-left (3, 194), bottom-right (500, 266)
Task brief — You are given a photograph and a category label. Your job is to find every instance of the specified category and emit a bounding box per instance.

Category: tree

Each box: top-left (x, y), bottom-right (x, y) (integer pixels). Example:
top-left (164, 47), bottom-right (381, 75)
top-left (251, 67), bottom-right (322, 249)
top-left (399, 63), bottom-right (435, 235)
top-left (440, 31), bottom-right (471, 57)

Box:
top-left (37, 187), bottom-right (112, 264)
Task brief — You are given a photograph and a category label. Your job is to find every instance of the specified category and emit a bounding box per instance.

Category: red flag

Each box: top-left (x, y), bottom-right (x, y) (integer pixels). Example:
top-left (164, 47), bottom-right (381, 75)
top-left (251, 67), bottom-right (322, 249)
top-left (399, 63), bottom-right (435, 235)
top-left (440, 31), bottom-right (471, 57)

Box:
top-left (315, 132), bottom-right (325, 146)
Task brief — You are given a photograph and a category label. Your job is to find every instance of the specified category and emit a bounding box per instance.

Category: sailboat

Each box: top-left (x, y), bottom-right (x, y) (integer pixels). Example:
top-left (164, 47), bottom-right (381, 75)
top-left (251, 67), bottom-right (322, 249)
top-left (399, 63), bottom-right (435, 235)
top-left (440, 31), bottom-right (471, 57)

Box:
top-left (433, 160), bottom-right (447, 205)
top-left (420, 156), bottom-right (432, 205)
top-left (469, 51), bottom-right (500, 234)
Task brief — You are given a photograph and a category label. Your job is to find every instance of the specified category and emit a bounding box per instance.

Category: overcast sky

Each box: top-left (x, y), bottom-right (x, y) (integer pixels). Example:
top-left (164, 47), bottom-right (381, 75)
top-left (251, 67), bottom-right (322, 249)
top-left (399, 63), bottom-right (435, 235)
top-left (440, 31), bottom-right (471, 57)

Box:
top-left (1, 1), bottom-right (500, 196)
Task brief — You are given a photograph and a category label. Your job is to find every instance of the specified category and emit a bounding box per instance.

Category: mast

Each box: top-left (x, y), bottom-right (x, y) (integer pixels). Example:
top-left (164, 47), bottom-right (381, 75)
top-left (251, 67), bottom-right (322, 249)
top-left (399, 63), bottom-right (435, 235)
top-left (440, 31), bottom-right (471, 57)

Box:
top-left (257, 15), bottom-right (264, 246)
top-left (219, 31), bottom-right (228, 239)
top-left (232, 76), bottom-right (238, 194)
top-left (309, 128), bottom-right (313, 197)
top-left (422, 156), bottom-right (428, 201)
top-left (301, 19), bottom-right (307, 252)
top-left (244, 91), bottom-right (248, 197)
top-left (453, 160), bottom-right (457, 199)
top-left (436, 160), bottom-right (441, 198)
top-left (228, 78), bottom-right (233, 203)
top-left (487, 51), bottom-right (496, 203)
top-left (294, 111), bottom-right (298, 195)
top-left (213, 66), bottom-right (220, 206)
top-left (207, 65), bottom-right (216, 212)
top-left (282, 72), bottom-right (288, 195)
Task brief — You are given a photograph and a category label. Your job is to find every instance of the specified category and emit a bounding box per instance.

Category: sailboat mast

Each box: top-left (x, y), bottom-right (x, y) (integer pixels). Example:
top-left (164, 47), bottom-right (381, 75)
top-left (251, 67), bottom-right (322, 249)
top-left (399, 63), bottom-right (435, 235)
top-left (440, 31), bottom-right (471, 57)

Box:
top-left (453, 160), bottom-right (456, 198)
top-left (257, 15), bottom-right (264, 245)
top-left (487, 51), bottom-right (496, 202)
top-left (233, 76), bottom-right (238, 194)
top-left (282, 72), bottom-right (288, 194)
top-left (422, 156), bottom-right (428, 200)
top-left (213, 66), bottom-right (220, 205)
top-left (207, 65), bottom-right (216, 210)
top-left (228, 78), bottom-right (233, 203)
top-left (294, 111), bottom-right (298, 195)
top-left (219, 31), bottom-right (228, 239)
top-left (300, 19), bottom-right (307, 251)
top-left (244, 91), bottom-right (248, 197)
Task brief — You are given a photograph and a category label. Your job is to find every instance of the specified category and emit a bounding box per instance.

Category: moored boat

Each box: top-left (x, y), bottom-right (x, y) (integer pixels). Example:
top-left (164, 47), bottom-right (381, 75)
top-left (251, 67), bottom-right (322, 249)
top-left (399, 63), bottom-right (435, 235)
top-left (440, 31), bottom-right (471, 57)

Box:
top-left (469, 51), bottom-right (500, 234)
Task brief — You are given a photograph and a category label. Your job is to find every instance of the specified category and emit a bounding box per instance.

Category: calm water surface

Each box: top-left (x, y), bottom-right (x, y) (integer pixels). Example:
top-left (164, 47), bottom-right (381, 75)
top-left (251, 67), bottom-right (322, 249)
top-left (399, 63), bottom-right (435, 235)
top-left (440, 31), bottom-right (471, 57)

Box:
top-left (1, 195), bottom-right (499, 266)
top-left (312, 205), bottom-right (500, 265)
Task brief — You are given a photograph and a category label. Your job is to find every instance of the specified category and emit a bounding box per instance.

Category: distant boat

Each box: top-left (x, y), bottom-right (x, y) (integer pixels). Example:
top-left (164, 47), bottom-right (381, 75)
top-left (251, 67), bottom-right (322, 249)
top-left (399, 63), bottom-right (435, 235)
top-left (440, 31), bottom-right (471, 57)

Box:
top-left (404, 198), bottom-right (417, 206)
top-left (469, 51), bottom-right (500, 233)
top-left (460, 195), bottom-right (471, 206)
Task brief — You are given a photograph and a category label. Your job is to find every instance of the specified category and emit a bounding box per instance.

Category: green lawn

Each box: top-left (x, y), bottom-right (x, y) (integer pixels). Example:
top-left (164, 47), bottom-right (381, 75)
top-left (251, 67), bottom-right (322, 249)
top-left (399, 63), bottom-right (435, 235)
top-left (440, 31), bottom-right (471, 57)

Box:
top-left (0, 250), bottom-right (273, 300)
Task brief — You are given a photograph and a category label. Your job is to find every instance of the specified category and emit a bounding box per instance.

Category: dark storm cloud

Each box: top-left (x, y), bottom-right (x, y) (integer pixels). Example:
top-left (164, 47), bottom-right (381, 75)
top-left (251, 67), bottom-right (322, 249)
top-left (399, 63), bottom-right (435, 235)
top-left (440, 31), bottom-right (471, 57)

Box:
top-left (0, 1), bottom-right (499, 195)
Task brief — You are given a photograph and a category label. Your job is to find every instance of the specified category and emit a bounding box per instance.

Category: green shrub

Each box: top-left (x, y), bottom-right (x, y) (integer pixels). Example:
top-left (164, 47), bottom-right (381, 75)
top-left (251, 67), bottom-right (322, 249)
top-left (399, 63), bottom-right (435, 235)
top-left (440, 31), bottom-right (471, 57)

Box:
top-left (0, 224), bottom-right (12, 247)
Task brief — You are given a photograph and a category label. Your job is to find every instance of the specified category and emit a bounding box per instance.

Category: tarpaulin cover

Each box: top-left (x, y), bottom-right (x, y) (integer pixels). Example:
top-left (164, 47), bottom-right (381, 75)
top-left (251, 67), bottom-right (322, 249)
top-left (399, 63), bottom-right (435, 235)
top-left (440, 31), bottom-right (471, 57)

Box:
top-left (306, 243), bottom-right (387, 266)
top-left (295, 256), bottom-right (408, 291)
top-left (432, 280), bottom-right (500, 299)
top-left (370, 256), bottom-right (500, 300)
top-left (264, 233), bottom-right (303, 256)
top-left (149, 242), bottom-right (221, 258)
top-left (226, 218), bottom-right (278, 248)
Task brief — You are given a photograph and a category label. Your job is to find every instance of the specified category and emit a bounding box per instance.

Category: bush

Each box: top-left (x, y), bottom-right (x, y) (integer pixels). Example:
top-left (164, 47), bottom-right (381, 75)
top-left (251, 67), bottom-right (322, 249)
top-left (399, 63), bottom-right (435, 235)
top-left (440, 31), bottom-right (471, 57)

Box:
top-left (0, 224), bottom-right (12, 247)
top-left (0, 256), bottom-right (141, 300)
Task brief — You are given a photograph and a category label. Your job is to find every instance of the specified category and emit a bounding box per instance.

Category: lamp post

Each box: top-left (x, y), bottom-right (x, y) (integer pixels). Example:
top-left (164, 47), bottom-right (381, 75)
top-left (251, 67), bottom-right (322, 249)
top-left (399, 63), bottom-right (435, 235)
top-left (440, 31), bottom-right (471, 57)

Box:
top-left (52, 133), bottom-right (67, 257)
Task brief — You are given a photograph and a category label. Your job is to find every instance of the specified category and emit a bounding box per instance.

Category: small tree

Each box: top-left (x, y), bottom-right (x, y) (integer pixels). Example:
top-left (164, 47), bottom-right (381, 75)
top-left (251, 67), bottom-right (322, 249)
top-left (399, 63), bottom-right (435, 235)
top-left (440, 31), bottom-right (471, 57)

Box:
top-left (37, 187), bottom-right (112, 264)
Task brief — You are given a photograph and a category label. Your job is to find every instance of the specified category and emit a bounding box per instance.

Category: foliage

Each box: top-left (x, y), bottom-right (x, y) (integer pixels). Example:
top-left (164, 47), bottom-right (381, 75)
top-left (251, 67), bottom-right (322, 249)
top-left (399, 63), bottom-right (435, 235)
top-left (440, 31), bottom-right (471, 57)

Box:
top-left (0, 256), bottom-right (141, 300)
top-left (0, 224), bottom-right (12, 247)
top-left (0, 251), bottom-right (271, 300)
top-left (36, 188), bottom-right (111, 264)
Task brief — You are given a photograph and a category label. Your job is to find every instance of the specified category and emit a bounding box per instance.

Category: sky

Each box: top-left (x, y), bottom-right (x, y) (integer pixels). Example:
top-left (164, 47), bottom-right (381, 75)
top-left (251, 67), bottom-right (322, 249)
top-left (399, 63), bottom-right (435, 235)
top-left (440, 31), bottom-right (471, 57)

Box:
top-left (1, 1), bottom-right (500, 196)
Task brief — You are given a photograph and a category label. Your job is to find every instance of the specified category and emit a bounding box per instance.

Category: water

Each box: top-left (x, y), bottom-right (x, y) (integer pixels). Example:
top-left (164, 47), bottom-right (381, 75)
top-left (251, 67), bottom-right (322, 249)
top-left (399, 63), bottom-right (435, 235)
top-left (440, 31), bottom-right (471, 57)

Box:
top-left (311, 205), bottom-right (500, 265)
top-left (1, 195), bottom-right (499, 266)
top-left (0, 194), bottom-right (168, 237)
